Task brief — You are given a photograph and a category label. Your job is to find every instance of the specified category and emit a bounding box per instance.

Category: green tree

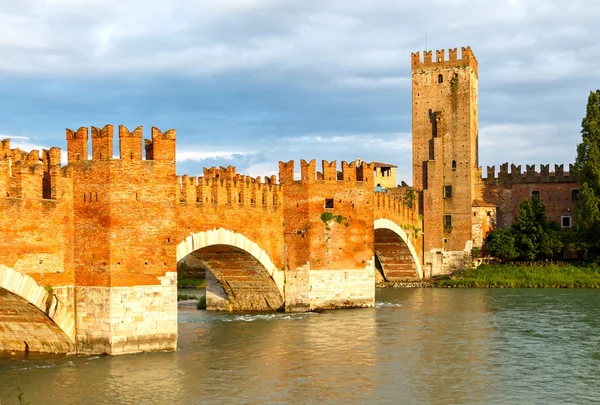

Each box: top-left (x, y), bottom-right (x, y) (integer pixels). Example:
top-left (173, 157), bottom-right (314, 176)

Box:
top-left (487, 228), bottom-right (517, 261)
top-left (487, 196), bottom-right (564, 261)
top-left (574, 90), bottom-right (600, 259)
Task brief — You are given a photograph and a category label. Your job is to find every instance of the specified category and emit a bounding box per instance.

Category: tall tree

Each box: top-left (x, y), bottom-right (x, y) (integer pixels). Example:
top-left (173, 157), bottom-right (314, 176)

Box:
top-left (574, 90), bottom-right (600, 259)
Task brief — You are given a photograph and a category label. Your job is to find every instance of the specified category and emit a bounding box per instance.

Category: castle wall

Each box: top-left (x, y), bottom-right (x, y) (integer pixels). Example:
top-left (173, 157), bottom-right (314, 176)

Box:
top-left (480, 164), bottom-right (578, 229)
top-left (0, 139), bottom-right (75, 295)
top-left (66, 125), bottom-right (178, 354)
top-left (279, 160), bottom-right (376, 309)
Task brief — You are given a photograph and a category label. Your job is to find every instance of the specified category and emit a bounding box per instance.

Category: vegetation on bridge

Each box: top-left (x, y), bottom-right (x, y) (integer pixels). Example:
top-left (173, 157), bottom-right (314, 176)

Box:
top-left (433, 263), bottom-right (600, 288)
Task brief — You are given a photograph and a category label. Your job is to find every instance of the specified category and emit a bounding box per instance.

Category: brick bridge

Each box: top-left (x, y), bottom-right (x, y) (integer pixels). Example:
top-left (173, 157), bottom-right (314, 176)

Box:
top-left (0, 125), bottom-right (421, 354)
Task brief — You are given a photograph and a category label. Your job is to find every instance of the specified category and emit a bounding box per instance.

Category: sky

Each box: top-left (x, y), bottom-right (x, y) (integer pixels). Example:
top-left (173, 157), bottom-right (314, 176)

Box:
top-left (1, 0), bottom-right (599, 184)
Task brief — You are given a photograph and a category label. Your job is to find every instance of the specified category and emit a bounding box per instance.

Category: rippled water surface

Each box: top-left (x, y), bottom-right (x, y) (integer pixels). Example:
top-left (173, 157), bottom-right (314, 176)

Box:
top-left (2, 288), bottom-right (600, 404)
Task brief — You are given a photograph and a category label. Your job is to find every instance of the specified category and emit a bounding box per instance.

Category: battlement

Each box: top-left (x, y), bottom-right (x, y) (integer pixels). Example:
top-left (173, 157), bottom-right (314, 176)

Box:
top-left (177, 168), bottom-right (282, 208)
top-left (411, 46), bottom-right (478, 77)
top-left (203, 165), bottom-right (236, 179)
top-left (65, 125), bottom-right (176, 164)
top-left (373, 192), bottom-right (419, 229)
top-left (0, 138), bottom-right (70, 201)
top-left (278, 159), bottom-right (375, 184)
top-left (483, 163), bottom-right (577, 184)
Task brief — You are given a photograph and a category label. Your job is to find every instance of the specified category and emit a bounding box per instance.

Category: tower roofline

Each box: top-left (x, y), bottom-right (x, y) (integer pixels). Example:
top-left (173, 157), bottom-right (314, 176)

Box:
top-left (411, 47), bottom-right (478, 77)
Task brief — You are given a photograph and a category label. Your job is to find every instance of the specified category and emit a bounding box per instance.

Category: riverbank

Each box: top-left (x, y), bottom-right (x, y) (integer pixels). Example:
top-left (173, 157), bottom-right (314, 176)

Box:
top-left (433, 263), bottom-right (600, 288)
top-left (377, 264), bottom-right (600, 288)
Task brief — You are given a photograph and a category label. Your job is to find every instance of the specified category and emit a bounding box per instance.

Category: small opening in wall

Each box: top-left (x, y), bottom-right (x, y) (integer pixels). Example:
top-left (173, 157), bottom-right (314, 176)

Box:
top-left (438, 74), bottom-right (443, 84)
top-left (561, 216), bottom-right (571, 228)
top-left (443, 238), bottom-right (447, 243)
top-left (532, 191), bottom-right (540, 199)
top-left (83, 193), bottom-right (86, 202)
top-left (166, 237), bottom-right (171, 244)
top-left (487, 211), bottom-right (491, 217)
top-left (444, 185), bottom-right (453, 198)
top-left (325, 198), bottom-right (334, 209)
top-left (145, 262), bottom-right (148, 265)
top-left (452, 160), bottom-right (457, 170)
top-left (117, 262), bottom-right (120, 265)
top-left (572, 189), bottom-right (579, 202)
top-left (76, 153), bottom-right (80, 161)
top-left (473, 212), bottom-right (477, 216)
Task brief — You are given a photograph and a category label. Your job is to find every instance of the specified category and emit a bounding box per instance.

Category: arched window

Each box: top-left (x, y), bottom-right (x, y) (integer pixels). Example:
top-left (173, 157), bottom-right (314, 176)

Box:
top-left (438, 74), bottom-right (443, 84)
top-left (572, 189), bottom-right (579, 202)
top-left (452, 160), bottom-right (457, 170)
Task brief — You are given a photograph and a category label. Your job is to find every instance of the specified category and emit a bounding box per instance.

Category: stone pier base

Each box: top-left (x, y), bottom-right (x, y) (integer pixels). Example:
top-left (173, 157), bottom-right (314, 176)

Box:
top-left (284, 263), bottom-right (375, 311)
top-left (75, 272), bottom-right (178, 355)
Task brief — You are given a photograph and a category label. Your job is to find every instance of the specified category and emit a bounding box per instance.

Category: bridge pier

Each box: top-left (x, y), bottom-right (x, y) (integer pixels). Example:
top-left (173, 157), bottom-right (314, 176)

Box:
top-left (74, 273), bottom-right (178, 355)
top-left (284, 263), bottom-right (375, 311)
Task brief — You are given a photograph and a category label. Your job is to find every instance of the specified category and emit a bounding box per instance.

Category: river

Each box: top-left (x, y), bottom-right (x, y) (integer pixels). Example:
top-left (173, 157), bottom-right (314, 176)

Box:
top-left (1, 288), bottom-right (600, 404)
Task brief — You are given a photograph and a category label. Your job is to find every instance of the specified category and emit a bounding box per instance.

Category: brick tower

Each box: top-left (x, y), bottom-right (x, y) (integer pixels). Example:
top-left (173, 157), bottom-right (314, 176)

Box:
top-left (411, 47), bottom-right (480, 274)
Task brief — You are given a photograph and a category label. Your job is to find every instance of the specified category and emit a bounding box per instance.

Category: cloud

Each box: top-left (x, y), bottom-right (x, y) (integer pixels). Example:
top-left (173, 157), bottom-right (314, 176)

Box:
top-left (0, 0), bottom-right (598, 189)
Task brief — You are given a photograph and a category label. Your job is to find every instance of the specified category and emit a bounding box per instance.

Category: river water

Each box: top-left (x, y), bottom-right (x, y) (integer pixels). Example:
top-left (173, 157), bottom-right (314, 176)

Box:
top-left (1, 288), bottom-right (600, 405)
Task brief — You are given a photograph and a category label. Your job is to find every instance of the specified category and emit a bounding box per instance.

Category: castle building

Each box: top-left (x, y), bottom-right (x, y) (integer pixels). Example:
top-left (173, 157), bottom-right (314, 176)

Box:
top-left (372, 161), bottom-right (398, 191)
top-left (411, 47), bottom-right (579, 275)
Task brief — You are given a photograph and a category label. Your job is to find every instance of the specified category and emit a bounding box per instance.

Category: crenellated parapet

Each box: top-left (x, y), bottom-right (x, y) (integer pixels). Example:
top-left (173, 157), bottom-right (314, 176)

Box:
top-left (374, 192), bottom-right (419, 231)
top-left (278, 159), bottom-right (375, 185)
top-left (66, 124), bottom-right (176, 164)
top-left (203, 165), bottom-right (236, 180)
top-left (411, 47), bottom-right (478, 77)
top-left (483, 163), bottom-right (577, 184)
top-left (0, 138), bottom-right (70, 200)
top-left (177, 169), bottom-right (283, 208)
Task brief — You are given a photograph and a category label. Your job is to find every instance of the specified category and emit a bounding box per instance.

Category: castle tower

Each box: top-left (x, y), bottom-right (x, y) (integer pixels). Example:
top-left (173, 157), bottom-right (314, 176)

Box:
top-left (411, 47), bottom-right (480, 273)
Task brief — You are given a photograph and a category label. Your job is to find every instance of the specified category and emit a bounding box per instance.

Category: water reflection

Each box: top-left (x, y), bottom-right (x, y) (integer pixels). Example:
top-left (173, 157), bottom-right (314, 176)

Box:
top-left (1, 289), bottom-right (600, 404)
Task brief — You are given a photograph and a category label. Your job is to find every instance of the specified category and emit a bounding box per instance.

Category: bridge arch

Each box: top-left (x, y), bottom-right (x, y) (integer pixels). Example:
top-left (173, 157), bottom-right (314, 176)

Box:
top-left (0, 265), bottom-right (76, 353)
top-left (176, 228), bottom-right (285, 310)
top-left (374, 218), bottom-right (423, 280)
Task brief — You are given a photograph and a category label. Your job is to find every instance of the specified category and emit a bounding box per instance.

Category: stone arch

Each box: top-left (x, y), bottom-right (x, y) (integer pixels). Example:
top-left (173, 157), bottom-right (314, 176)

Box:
top-left (0, 265), bottom-right (76, 352)
top-left (176, 228), bottom-right (285, 297)
top-left (374, 218), bottom-right (423, 280)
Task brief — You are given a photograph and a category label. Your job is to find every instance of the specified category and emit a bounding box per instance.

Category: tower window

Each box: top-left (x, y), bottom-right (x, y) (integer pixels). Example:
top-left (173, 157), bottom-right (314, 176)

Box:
top-left (452, 160), bottom-right (457, 170)
top-left (572, 189), bottom-right (579, 202)
top-left (444, 185), bottom-right (453, 198)
top-left (561, 216), bottom-right (571, 228)
top-left (443, 215), bottom-right (452, 231)
top-left (325, 198), bottom-right (334, 209)
top-left (438, 74), bottom-right (443, 84)
top-left (532, 191), bottom-right (540, 199)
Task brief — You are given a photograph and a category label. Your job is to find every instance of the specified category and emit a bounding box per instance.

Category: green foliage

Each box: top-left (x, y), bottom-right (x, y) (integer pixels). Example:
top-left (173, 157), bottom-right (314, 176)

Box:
top-left (487, 228), bottom-right (518, 261)
top-left (404, 189), bottom-right (416, 208)
top-left (574, 90), bottom-right (600, 259)
top-left (320, 212), bottom-right (335, 224)
top-left (471, 247), bottom-right (481, 259)
top-left (197, 295), bottom-right (206, 310)
top-left (487, 196), bottom-right (564, 261)
top-left (320, 212), bottom-right (348, 228)
top-left (44, 285), bottom-right (53, 294)
top-left (433, 263), bottom-right (600, 288)
top-left (177, 278), bottom-right (206, 288)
